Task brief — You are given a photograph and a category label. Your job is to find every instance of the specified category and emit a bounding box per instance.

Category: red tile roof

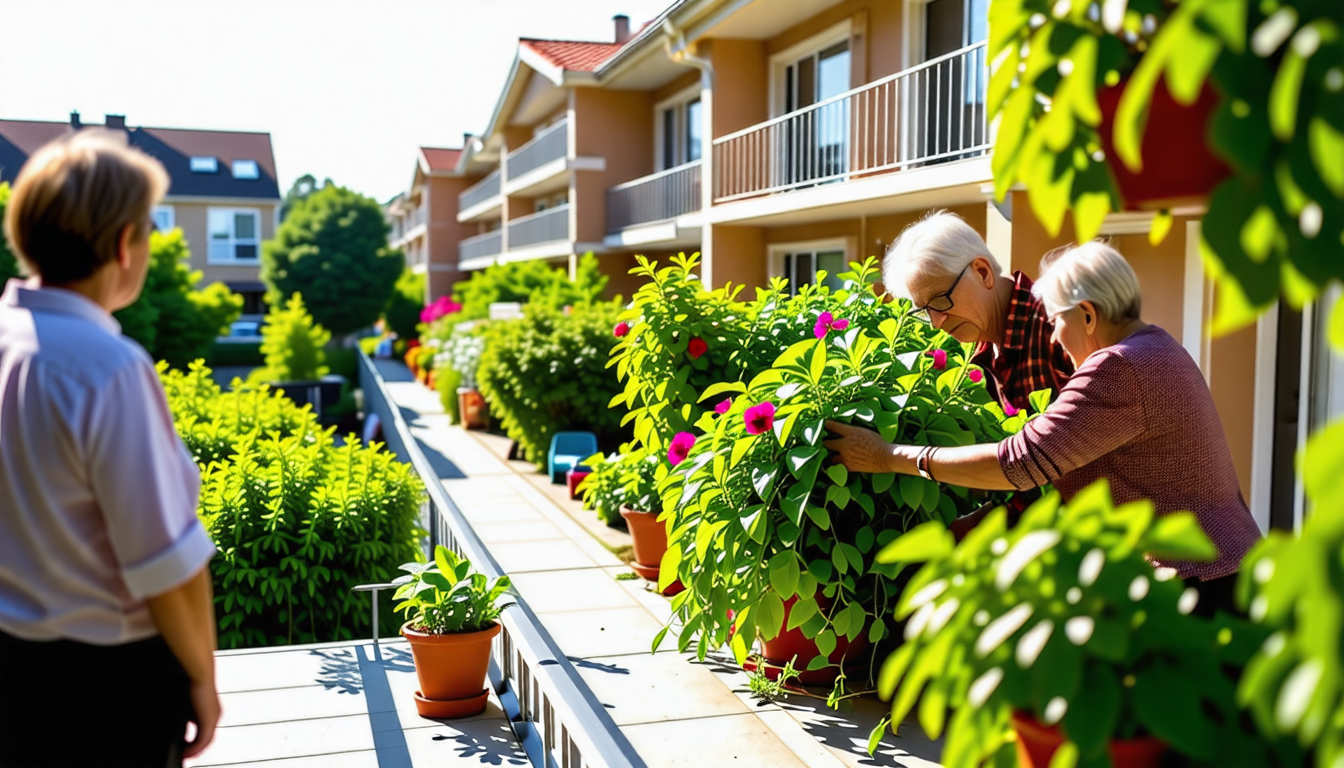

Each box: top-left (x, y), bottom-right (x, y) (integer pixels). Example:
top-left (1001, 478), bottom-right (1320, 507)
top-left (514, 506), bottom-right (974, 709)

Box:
top-left (520, 39), bottom-right (624, 73)
top-left (420, 147), bottom-right (461, 172)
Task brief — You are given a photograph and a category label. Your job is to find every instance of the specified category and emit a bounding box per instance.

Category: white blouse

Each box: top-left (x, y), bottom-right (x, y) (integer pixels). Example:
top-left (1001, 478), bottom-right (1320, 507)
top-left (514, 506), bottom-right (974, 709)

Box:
top-left (0, 279), bottom-right (215, 645)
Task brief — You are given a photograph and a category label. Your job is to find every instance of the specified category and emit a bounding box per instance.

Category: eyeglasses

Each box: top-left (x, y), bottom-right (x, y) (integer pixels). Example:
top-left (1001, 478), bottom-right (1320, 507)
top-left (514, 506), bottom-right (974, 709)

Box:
top-left (908, 264), bottom-right (970, 321)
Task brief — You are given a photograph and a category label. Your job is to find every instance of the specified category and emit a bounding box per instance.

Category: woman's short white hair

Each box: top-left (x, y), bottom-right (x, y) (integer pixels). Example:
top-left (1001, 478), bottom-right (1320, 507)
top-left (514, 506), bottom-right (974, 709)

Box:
top-left (882, 211), bottom-right (1003, 299)
top-left (1032, 241), bottom-right (1143, 324)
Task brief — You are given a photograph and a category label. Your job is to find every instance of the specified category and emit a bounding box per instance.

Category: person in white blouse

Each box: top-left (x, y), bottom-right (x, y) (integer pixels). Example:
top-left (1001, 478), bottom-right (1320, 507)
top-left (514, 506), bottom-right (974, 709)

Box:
top-left (0, 130), bottom-right (219, 767)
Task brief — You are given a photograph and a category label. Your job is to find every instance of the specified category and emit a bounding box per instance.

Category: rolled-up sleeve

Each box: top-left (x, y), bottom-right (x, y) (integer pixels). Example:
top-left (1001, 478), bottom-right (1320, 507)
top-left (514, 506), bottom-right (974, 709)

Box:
top-left (87, 359), bottom-right (214, 600)
top-left (997, 352), bottom-right (1147, 490)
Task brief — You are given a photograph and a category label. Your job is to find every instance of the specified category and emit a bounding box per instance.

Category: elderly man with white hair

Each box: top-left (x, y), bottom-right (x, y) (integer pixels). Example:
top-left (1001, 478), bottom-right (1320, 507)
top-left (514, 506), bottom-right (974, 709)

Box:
top-left (826, 241), bottom-right (1263, 615)
top-left (886, 210), bottom-right (1073, 412)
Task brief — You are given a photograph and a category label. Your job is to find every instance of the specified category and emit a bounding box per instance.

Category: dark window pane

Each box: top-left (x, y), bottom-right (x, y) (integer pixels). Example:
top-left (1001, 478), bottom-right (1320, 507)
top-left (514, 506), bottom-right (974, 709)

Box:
top-left (234, 244), bottom-right (258, 260)
top-left (662, 108), bottom-right (676, 169)
top-left (686, 99), bottom-right (702, 162)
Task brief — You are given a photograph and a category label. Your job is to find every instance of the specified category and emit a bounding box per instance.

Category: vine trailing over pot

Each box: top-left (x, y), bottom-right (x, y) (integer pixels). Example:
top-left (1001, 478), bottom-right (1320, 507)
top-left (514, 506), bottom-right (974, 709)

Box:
top-left (645, 260), bottom-right (1029, 682)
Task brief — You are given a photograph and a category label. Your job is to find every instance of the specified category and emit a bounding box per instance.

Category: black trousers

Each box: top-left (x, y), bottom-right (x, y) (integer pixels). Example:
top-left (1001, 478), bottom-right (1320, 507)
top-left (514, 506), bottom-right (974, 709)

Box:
top-left (0, 629), bottom-right (191, 768)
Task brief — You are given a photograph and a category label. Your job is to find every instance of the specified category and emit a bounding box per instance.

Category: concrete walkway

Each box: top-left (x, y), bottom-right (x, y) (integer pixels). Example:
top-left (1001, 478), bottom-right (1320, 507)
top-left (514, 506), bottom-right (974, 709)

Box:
top-left (377, 360), bottom-right (944, 768)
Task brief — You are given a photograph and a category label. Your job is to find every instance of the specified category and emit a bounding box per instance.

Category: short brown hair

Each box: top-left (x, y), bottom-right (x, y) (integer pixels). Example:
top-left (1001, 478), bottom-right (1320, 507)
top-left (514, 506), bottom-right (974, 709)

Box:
top-left (3, 129), bottom-right (168, 284)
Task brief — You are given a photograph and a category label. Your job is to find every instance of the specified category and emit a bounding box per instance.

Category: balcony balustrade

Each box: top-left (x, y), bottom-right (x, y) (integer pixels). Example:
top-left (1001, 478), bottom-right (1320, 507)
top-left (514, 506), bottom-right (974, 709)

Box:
top-left (606, 160), bottom-right (702, 233)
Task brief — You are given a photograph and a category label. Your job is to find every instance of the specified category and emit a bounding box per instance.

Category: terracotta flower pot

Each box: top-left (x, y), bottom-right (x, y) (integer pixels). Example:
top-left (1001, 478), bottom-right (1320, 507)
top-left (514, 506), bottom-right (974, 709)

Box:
top-left (1097, 78), bottom-right (1229, 211)
top-left (754, 594), bottom-right (871, 685)
top-left (620, 506), bottom-right (684, 595)
top-left (402, 621), bottom-right (501, 719)
top-left (1011, 710), bottom-right (1167, 768)
top-left (457, 387), bottom-right (488, 430)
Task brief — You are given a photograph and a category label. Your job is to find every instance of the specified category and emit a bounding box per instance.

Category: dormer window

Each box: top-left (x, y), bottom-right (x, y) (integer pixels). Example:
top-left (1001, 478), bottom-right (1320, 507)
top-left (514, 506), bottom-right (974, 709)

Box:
top-left (232, 160), bottom-right (259, 179)
top-left (190, 156), bottom-right (218, 173)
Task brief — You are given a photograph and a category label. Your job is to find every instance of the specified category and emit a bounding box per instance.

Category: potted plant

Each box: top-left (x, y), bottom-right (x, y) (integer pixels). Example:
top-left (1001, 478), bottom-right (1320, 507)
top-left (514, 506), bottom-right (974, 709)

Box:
top-left (871, 480), bottom-right (1273, 768)
top-left (393, 545), bottom-right (512, 719)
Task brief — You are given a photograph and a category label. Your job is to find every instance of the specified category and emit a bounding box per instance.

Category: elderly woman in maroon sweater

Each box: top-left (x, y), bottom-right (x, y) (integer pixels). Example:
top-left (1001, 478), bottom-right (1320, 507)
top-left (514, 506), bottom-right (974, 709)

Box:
top-left (825, 241), bottom-right (1262, 614)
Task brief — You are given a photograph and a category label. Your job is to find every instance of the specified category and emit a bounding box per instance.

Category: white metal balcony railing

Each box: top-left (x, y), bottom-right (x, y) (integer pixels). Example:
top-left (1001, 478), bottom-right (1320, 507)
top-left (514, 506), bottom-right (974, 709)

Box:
top-left (459, 168), bottom-right (502, 212)
top-left (606, 160), bottom-right (702, 233)
top-left (505, 119), bottom-right (569, 182)
top-left (712, 41), bottom-right (989, 203)
top-left (507, 204), bottom-right (569, 250)
top-left (459, 230), bottom-right (503, 263)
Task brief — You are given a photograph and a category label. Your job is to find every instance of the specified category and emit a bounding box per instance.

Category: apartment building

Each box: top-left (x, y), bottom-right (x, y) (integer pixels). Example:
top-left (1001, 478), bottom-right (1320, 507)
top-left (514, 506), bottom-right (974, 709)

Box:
top-left (386, 146), bottom-right (480, 301)
top-left (0, 112), bottom-right (281, 315)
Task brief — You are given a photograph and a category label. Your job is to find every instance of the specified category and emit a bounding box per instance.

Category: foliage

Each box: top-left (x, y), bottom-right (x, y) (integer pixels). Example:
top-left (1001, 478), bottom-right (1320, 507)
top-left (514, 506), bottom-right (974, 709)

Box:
top-left (579, 446), bottom-right (659, 526)
top-left (435, 364), bottom-right (463, 424)
top-left (875, 481), bottom-right (1273, 768)
top-left (451, 252), bottom-right (607, 321)
top-left (278, 173), bottom-right (320, 224)
top-left (253, 294), bottom-right (330, 383)
top-left (433, 327), bottom-right (486, 389)
top-left (384, 267), bottom-right (425, 342)
top-left (262, 183), bottom-right (402, 336)
top-left (0, 183), bottom-right (19, 284)
top-left (1238, 420), bottom-right (1344, 768)
top-left (114, 229), bottom-right (242, 368)
top-left (988, 0), bottom-right (1344, 335)
top-left (747, 658), bottom-right (801, 703)
top-left (208, 341), bottom-right (265, 369)
top-left (199, 429), bottom-right (425, 649)
top-left (477, 300), bottom-right (628, 467)
top-left (393, 546), bottom-right (512, 635)
top-left (634, 256), bottom-right (1022, 678)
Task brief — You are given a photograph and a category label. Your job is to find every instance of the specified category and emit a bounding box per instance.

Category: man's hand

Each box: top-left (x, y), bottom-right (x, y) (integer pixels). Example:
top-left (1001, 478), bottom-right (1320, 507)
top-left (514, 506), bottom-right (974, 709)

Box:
top-left (184, 679), bottom-right (221, 758)
top-left (823, 420), bottom-right (900, 474)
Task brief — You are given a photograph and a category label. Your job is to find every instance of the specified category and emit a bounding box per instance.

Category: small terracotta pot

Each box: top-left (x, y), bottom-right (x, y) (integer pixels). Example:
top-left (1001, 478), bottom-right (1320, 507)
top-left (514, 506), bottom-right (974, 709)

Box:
top-left (1097, 78), bottom-right (1229, 211)
top-left (756, 594), bottom-right (870, 685)
top-left (458, 388), bottom-right (488, 430)
top-left (402, 621), bottom-right (500, 718)
top-left (620, 506), bottom-right (667, 568)
top-left (1011, 710), bottom-right (1167, 768)
top-left (426, 369), bottom-right (437, 391)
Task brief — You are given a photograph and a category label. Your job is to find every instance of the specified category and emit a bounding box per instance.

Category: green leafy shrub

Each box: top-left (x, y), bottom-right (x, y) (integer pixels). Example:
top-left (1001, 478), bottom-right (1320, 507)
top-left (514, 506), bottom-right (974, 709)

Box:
top-left (451, 252), bottom-right (608, 321)
top-left (579, 446), bottom-right (659, 526)
top-left (435, 365), bottom-right (462, 424)
top-left (393, 546), bottom-right (511, 634)
top-left (199, 430), bottom-right (425, 648)
top-left (324, 346), bottom-right (358, 381)
top-left (0, 183), bottom-right (19, 284)
top-left (252, 294), bottom-right (330, 383)
top-left (477, 301), bottom-right (628, 467)
top-left (384, 267), bottom-right (425, 341)
top-left (208, 341), bottom-right (265, 368)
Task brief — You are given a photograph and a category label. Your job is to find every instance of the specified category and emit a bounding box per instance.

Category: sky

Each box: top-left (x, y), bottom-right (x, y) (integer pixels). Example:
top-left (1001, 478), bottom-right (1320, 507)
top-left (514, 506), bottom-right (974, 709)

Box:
top-left (0, 0), bottom-right (674, 203)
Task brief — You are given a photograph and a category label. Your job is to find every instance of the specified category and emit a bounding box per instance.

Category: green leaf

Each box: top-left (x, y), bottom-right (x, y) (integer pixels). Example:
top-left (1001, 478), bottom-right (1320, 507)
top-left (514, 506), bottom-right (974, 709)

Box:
top-left (872, 472), bottom-right (895, 494)
top-left (825, 484), bottom-right (851, 510)
top-left (805, 504), bottom-right (832, 531)
top-left (826, 463), bottom-right (848, 487)
top-left (815, 629), bottom-right (837, 657)
top-left (809, 341), bottom-right (827, 384)
top-left (758, 591), bottom-right (786, 641)
top-left (866, 717), bottom-right (891, 757)
top-left (1028, 389), bottom-right (1052, 414)
top-left (898, 474), bottom-right (924, 509)
top-left (781, 482), bottom-right (808, 525)
top-left (752, 466), bottom-right (779, 501)
top-left (787, 597), bottom-right (819, 631)
top-left (1144, 512), bottom-right (1216, 561)
top-left (876, 522), bottom-right (954, 564)
top-left (698, 380), bottom-right (747, 402)
top-left (1062, 664), bottom-right (1120, 759)
top-left (1133, 663), bottom-right (1216, 759)
top-left (787, 447), bottom-right (823, 478)
top-left (658, 544), bottom-right (681, 592)
top-left (769, 552), bottom-right (801, 600)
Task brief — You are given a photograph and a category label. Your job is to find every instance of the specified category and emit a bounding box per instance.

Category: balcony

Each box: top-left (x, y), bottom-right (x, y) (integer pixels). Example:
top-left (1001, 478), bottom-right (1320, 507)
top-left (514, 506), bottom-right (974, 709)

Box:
top-left (459, 229), bottom-right (503, 270)
top-left (393, 205), bottom-right (427, 246)
top-left (507, 204), bottom-right (569, 253)
top-left (458, 168), bottom-right (502, 222)
top-left (606, 160), bottom-right (702, 233)
top-left (505, 120), bottom-right (569, 194)
top-left (712, 41), bottom-right (989, 204)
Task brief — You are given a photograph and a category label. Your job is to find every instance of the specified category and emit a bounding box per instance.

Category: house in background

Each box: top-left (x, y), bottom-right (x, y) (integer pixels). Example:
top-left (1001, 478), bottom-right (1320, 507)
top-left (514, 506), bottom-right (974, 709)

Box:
top-left (385, 145), bottom-right (479, 302)
top-left (0, 112), bottom-right (282, 317)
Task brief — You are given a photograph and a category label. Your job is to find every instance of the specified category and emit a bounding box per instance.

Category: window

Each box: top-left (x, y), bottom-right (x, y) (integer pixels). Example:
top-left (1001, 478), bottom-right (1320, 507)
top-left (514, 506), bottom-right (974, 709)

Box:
top-left (771, 241), bottom-right (849, 296)
top-left (655, 89), bottom-right (703, 171)
top-left (231, 159), bottom-right (259, 179)
top-left (190, 156), bottom-right (218, 173)
top-left (208, 208), bottom-right (261, 263)
top-left (151, 205), bottom-right (174, 232)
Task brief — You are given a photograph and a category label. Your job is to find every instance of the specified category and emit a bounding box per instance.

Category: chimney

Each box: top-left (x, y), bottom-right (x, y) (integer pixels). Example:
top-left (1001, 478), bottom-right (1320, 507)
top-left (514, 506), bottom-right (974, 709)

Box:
top-left (613, 14), bottom-right (631, 44)
top-left (105, 114), bottom-right (127, 130)
top-left (69, 111), bottom-right (81, 129)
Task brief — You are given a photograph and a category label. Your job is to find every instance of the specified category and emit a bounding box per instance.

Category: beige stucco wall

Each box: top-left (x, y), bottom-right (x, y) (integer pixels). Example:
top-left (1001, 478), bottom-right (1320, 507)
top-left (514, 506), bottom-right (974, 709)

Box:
top-left (169, 200), bottom-right (277, 287)
top-left (765, 0), bottom-right (906, 85)
top-left (705, 39), bottom-right (769, 138)
top-left (572, 87), bottom-right (655, 244)
top-left (425, 175), bottom-right (476, 302)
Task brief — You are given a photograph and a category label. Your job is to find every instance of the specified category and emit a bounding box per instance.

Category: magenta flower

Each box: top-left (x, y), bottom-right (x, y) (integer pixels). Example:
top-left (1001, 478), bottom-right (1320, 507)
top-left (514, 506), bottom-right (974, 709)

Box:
top-left (927, 349), bottom-right (948, 370)
top-left (419, 296), bottom-right (462, 324)
top-left (688, 337), bottom-right (708, 360)
top-left (668, 432), bottom-right (696, 466)
top-left (714, 397), bottom-right (733, 415)
top-left (968, 369), bottom-right (984, 384)
top-left (613, 321), bottom-right (630, 338)
top-left (813, 311), bottom-right (851, 339)
top-left (1004, 401), bottom-right (1020, 417)
top-left (743, 402), bottom-right (776, 435)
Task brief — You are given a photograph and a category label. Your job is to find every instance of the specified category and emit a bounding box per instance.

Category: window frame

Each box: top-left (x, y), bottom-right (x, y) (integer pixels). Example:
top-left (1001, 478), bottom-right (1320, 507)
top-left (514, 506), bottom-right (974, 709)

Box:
top-left (189, 156), bottom-right (218, 173)
top-left (231, 159), bottom-right (260, 179)
top-left (653, 84), bottom-right (704, 172)
top-left (151, 205), bottom-right (175, 233)
top-left (768, 20), bottom-right (852, 118)
top-left (767, 238), bottom-right (853, 296)
top-left (206, 207), bottom-right (263, 265)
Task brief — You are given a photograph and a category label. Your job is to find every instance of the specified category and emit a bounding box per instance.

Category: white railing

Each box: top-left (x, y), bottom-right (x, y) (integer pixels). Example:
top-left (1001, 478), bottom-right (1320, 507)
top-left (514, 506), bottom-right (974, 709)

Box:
top-left (606, 160), bottom-right (702, 233)
top-left (507, 204), bottom-right (569, 249)
top-left (460, 230), bottom-right (503, 264)
top-left (713, 41), bottom-right (988, 203)
top-left (459, 168), bottom-right (502, 212)
top-left (506, 120), bottom-right (569, 181)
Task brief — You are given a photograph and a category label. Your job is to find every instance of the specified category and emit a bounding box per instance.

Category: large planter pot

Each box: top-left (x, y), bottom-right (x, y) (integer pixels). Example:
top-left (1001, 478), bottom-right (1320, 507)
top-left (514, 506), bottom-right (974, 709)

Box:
top-left (1097, 78), bottom-right (1229, 211)
top-left (1011, 710), bottom-right (1167, 768)
top-left (752, 595), bottom-right (871, 685)
top-left (402, 621), bottom-right (501, 719)
top-left (620, 506), bottom-right (684, 596)
top-left (457, 387), bottom-right (489, 430)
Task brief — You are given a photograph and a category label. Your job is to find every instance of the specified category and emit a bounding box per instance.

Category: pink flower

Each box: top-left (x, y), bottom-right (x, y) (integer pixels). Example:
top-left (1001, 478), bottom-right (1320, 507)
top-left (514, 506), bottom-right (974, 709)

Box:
top-left (688, 337), bottom-right (708, 360)
top-left (613, 321), bottom-right (630, 338)
top-left (927, 349), bottom-right (948, 370)
top-left (714, 397), bottom-right (733, 415)
top-left (743, 402), bottom-right (776, 435)
top-left (968, 369), bottom-right (984, 384)
top-left (1004, 401), bottom-right (1020, 417)
top-left (668, 432), bottom-right (696, 466)
top-left (420, 296), bottom-right (462, 324)
top-left (812, 311), bottom-right (851, 339)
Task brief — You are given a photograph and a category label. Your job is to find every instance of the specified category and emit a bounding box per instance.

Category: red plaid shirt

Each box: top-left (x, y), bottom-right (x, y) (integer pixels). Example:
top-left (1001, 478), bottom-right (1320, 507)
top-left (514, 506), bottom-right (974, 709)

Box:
top-left (970, 271), bottom-right (1074, 411)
